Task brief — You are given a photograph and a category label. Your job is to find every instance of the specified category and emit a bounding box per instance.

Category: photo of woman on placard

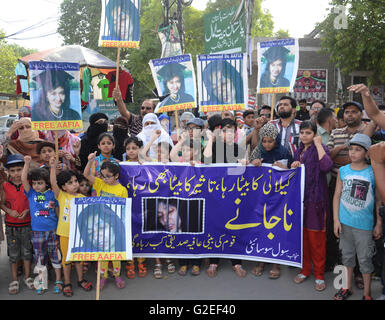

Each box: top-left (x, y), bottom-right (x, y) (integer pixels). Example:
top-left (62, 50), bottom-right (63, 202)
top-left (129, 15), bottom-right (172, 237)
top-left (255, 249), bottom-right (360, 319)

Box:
top-left (156, 63), bottom-right (195, 109)
top-left (102, 0), bottom-right (140, 42)
top-left (31, 69), bottom-right (81, 122)
top-left (201, 59), bottom-right (244, 105)
top-left (259, 46), bottom-right (291, 88)
top-left (72, 202), bottom-right (126, 253)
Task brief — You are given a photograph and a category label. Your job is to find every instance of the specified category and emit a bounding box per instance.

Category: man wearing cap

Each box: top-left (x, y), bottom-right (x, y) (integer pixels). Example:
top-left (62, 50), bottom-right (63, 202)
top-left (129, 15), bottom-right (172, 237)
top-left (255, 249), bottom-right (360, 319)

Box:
top-left (326, 101), bottom-right (367, 273)
top-left (112, 86), bottom-right (155, 137)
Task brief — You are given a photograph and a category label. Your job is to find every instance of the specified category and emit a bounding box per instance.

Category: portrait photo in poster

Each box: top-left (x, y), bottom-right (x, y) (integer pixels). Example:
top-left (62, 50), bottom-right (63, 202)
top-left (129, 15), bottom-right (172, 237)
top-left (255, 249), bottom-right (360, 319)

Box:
top-left (143, 197), bottom-right (205, 234)
top-left (29, 61), bottom-right (82, 131)
top-left (157, 23), bottom-right (182, 58)
top-left (197, 53), bottom-right (248, 112)
top-left (67, 197), bottom-right (132, 261)
top-left (150, 54), bottom-right (197, 113)
top-left (99, 0), bottom-right (141, 48)
top-left (257, 39), bottom-right (299, 94)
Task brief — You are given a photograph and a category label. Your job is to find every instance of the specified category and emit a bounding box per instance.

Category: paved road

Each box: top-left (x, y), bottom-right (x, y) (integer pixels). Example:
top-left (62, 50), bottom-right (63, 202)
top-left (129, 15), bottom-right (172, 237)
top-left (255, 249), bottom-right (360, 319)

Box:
top-left (0, 234), bottom-right (382, 302)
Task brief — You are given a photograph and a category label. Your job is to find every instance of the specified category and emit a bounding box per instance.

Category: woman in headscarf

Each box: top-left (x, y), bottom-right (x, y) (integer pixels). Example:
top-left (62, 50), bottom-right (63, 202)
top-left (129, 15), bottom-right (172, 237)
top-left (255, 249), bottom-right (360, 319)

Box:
top-left (136, 113), bottom-right (174, 160)
top-left (202, 60), bottom-right (244, 106)
top-left (6, 117), bottom-right (43, 166)
top-left (112, 116), bottom-right (130, 161)
top-left (79, 113), bottom-right (109, 170)
top-left (47, 130), bottom-right (81, 170)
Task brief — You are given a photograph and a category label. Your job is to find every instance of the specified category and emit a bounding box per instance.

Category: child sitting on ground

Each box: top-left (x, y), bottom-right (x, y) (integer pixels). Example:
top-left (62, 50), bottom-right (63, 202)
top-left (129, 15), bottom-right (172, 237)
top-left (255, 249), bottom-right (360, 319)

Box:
top-left (21, 155), bottom-right (62, 294)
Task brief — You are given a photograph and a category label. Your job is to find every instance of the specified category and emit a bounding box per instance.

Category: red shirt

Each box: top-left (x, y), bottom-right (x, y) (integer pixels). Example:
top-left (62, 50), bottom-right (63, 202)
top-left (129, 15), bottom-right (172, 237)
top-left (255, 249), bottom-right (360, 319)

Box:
top-left (106, 70), bottom-right (133, 102)
top-left (3, 181), bottom-right (31, 227)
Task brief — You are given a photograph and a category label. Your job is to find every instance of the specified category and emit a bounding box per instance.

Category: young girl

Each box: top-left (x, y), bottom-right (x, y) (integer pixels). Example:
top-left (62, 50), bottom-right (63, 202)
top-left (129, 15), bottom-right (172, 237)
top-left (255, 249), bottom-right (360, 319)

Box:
top-left (121, 136), bottom-right (148, 278)
top-left (291, 120), bottom-right (333, 291)
top-left (122, 136), bottom-right (143, 162)
top-left (171, 138), bottom-right (203, 276)
top-left (49, 157), bottom-right (93, 297)
top-left (249, 122), bottom-right (293, 279)
top-left (93, 133), bottom-right (119, 175)
top-left (84, 153), bottom-right (128, 290)
top-left (333, 133), bottom-right (382, 300)
top-left (21, 156), bottom-right (62, 294)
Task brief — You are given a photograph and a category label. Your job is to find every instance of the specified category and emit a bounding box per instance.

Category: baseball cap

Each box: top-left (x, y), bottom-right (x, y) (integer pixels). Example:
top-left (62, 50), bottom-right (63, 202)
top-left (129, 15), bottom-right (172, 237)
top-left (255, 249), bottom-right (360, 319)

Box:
top-left (347, 133), bottom-right (371, 151)
top-left (342, 101), bottom-right (363, 112)
top-left (186, 118), bottom-right (205, 128)
top-left (5, 154), bottom-right (25, 168)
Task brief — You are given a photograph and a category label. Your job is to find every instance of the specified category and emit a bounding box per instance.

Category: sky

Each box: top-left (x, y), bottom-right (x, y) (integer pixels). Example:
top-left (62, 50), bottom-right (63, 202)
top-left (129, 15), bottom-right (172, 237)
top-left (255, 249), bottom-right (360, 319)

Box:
top-left (0, 0), bottom-right (332, 52)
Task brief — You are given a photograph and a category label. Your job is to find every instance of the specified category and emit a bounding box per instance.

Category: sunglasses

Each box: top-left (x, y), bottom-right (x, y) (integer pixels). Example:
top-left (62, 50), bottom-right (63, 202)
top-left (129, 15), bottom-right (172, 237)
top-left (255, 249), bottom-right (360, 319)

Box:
top-left (261, 114), bottom-right (271, 118)
top-left (100, 172), bottom-right (115, 180)
top-left (141, 106), bottom-right (152, 110)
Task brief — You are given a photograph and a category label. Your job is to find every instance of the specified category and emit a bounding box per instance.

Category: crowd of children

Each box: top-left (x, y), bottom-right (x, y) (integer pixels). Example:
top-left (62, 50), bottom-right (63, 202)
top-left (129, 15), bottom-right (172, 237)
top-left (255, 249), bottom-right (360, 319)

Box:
top-left (0, 84), bottom-right (384, 300)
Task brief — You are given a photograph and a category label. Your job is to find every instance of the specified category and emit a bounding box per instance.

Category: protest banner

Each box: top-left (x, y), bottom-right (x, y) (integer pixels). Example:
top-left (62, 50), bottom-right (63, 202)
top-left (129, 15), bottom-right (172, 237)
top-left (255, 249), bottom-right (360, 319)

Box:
top-left (197, 53), bottom-right (248, 113)
top-left (203, 5), bottom-right (246, 54)
top-left (291, 69), bottom-right (328, 103)
top-left (257, 39), bottom-right (299, 95)
top-left (29, 61), bottom-right (83, 131)
top-left (150, 54), bottom-right (197, 114)
top-left (99, 0), bottom-right (141, 49)
top-left (158, 23), bottom-right (183, 58)
top-left (119, 163), bottom-right (304, 268)
top-left (67, 196), bottom-right (132, 262)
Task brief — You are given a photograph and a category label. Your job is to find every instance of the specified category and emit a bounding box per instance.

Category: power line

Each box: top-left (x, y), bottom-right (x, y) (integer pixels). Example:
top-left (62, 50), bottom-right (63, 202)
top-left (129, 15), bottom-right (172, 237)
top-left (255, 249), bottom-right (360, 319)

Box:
top-left (7, 31), bottom-right (58, 40)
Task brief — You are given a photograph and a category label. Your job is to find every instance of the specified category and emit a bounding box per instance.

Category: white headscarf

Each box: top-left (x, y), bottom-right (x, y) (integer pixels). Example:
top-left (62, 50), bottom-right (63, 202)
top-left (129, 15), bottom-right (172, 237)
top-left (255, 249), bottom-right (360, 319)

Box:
top-left (137, 113), bottom-right (174, 159)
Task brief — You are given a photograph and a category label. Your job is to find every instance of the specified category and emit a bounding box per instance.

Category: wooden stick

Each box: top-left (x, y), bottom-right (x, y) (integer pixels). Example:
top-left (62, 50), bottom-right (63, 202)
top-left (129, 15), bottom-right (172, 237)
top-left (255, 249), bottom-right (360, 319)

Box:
top-left (54, 131), bottom-right (59, 163)
top-left (115, 47), bottom-right (121, 89)
top-left (175, 110), bottom-right (180, 140)
top-left (271, 94), bottom-right (276, 121)
top-left (96, 261), bottom-right (101, 301)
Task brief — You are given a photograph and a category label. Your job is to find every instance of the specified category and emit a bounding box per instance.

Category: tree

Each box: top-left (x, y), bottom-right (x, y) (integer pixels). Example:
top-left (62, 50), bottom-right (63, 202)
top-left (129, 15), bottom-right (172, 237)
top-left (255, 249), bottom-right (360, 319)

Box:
top-left (318, 0), bottom-right (385, 83)
top-left (0, 30), bottom-right (35, 93)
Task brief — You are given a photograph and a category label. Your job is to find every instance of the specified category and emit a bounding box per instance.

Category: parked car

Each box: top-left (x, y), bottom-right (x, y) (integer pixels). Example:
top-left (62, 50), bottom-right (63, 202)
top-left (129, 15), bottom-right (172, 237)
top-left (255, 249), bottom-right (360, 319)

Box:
top-left (0, 114), bottom-right (18, 138)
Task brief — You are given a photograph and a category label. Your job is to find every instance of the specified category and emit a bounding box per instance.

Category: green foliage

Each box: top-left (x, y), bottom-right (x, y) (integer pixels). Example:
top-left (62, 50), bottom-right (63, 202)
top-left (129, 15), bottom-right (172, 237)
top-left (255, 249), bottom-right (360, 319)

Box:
top-left (0, 30), bottom-right (36, 93)
top-left (319, 0), bottom-right (385, 83)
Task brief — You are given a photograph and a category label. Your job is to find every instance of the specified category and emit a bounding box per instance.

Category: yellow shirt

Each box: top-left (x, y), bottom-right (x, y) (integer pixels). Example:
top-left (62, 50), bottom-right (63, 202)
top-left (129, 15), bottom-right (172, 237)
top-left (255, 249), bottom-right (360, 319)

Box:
top-left (56, 191), bottom-right (85, 237)
top-left (92, 177), bottom-right (128, 198)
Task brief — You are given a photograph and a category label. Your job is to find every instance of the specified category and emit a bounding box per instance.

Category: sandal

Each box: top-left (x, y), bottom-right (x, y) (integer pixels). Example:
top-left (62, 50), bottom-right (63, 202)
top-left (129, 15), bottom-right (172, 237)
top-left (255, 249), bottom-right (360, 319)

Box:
top-left (251, 263), bottom-right (264, 277)
top-left (206, 264), bottom-right (218, 278)
top-left (137, 263), bottom-right (147, 278)
top-left (362, 295), bottom-right (373, 300)
top-left (334, 288), bottom-right (353, 300)
top-left (114, 276), bottom-right (126, 289)
top-left (315, 279), bottom-right (326, 291)
top-left (54, 280), bottom-right (63, 294)
top-left (294, 273), bottom-right (308, 284)
top-left (232, 264), bottom-right (247, 278)
top-left (77, 279), bottom-right (93, 291)
top-left (99, 278), bottom-right (107, 290)
top-left (154, 264), bottom-right (163, 279)
top-left (166, 260), bottom-right (175, 273)
top-left (178, 265), bottom-right (188, 276)
top-left (269, 266), bottom-right (281, 279)
top-left (125, 264), bottom-right (136, 279)
top-left (24, 277), bottom-right (34, 289)
top-left (190, 265), bottom-right (200, 276)
top-left (36, 287), bottom-right (46, 295)
top-left (62, 283), bottom-right (73, 297)
top-left (8, 280), bottom-right (19, 295)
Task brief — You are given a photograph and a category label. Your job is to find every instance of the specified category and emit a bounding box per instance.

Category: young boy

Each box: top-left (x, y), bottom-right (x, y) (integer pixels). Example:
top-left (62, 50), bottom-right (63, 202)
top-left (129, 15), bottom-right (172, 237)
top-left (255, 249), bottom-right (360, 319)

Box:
top-left (84, 152), bottom-right (128, 290)
top-left (21, 155), bottom-right (62, 294)
top-left (0, 154), bottom-right (34, 294)
top-left (37, 141), bottom-right (66, 172)
top-left (333, 133), bottom-right (383, 300)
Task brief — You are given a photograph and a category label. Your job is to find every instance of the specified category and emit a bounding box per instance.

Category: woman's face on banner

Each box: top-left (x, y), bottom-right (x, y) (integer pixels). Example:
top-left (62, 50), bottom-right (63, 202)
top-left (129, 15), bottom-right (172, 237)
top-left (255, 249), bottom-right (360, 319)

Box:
top-left (210, 71), bottom-right (236, 104)
top-left (47, 86), bottom-right (65, 111)
top-left (166, 76), bottom-right (181, 96)
top-left (269, 59), bottom-right (283, 80)
top-left (157, 202), bottom-right (181, 232)
top-left (87, 215), bottom-right (116, 251)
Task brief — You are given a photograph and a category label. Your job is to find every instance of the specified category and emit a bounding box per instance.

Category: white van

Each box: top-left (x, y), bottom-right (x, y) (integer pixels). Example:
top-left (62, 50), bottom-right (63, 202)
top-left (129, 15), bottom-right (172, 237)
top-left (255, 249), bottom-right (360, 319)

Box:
top-left (0, 114), bottom-right (18, 138)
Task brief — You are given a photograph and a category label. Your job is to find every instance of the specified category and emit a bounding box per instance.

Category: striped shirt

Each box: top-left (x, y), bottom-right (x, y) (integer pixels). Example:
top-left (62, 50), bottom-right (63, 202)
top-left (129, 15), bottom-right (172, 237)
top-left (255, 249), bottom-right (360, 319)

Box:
top-left (128, 113), bottom-right (143, 137)
top-left (270, 118), bottom-right (302, 157)
top-left (327, 124), bottom-right (366, 177)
